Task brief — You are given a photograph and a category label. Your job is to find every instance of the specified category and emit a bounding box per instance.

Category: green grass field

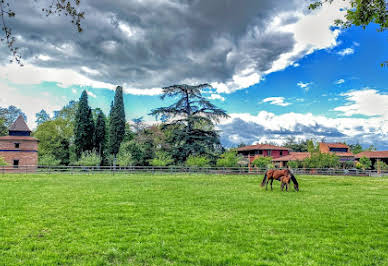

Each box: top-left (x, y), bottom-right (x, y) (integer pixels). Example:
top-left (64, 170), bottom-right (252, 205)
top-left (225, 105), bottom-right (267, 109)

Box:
top-left (0, 173), bottom-right (387, 265)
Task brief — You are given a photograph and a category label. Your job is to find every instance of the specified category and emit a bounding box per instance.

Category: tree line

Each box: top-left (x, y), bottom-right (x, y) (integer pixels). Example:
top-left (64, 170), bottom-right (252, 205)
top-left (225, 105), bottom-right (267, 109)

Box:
top-left (29, 84), bottom-right (234, 167)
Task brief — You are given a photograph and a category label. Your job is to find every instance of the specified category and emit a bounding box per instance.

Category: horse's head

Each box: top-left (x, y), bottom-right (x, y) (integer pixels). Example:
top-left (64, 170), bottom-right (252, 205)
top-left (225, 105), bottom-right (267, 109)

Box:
top-left (290, 173), bottom-right (299, 192)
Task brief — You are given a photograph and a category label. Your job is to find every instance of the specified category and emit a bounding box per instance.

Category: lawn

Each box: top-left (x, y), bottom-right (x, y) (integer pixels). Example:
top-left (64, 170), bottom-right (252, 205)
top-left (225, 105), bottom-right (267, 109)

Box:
top-left (0, 173), bottom-right (387, 265)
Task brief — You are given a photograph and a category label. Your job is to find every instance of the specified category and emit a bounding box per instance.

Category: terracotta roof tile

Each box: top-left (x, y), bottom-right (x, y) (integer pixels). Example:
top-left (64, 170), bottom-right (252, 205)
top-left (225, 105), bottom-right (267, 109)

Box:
top-left (273, 152), bottom-right (310, 162)
top-left (355, 151), bottom-right (388, 159)
top-left (325, 143), bottom-right (349, 148)
top-left (9, 115), bottom-right (31, 132)
top-left (333, 152), bottom-right (354, 157)
top-left (237, 144), bottom-right (291, 152)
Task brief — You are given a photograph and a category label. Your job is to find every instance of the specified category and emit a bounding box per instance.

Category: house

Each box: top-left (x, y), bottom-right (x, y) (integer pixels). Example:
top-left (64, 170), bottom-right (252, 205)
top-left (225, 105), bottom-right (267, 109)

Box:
top-left (237, 144), bottom-right (291, 163)
top-left (319, 142), bottom-right (355, 162)
top-left (0, 115), bottom-right (38, 171)
top-left (355, 151), bottom-right (388, 167)
top-left (272, 152), bottom-right (310, 168)
top-left (273, 142), bottom-right (355, 167)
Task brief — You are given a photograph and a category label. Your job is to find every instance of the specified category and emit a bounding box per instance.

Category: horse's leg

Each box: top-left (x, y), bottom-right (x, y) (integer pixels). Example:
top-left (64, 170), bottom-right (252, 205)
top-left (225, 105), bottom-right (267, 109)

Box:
top-left (286, 182), bottom-right (289, 192)
top-left (281, 182), bottom-right (285, 191)
top-left (270, 179), bottom-right (274, 191)
top-left (265, 178), bottom-right (268, 190)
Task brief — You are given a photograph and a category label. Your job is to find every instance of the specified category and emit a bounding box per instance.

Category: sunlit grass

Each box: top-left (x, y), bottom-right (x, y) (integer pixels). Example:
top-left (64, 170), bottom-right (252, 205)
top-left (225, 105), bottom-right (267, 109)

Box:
top-left (0, 173), bottom-right (387, 265)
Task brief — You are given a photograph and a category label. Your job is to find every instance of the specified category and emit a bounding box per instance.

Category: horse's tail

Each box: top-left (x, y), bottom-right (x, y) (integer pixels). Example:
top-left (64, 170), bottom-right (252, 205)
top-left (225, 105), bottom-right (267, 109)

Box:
top-left (260, 171), bottom-right (267, 187)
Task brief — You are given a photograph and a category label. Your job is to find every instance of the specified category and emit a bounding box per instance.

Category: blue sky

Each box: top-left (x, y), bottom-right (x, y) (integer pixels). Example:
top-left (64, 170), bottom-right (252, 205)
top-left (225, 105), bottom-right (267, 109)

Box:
top-left (0, 0), bottom-right (387, 149)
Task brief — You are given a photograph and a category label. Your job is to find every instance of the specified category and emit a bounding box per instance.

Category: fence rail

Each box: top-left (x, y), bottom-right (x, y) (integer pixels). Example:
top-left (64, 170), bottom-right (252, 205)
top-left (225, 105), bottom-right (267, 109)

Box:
top-left (1, 165), bottom-right (388, 177)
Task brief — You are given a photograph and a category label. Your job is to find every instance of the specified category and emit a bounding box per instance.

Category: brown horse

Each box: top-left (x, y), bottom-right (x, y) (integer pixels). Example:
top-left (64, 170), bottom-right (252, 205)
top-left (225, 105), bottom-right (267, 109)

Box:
top-left (260, 169), bottom-right (299, 192)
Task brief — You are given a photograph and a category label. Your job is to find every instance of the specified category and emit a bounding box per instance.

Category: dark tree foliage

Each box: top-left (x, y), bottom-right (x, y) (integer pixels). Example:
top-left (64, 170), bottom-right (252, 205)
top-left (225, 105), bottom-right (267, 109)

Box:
top-left (0, 117), bottom-right (7, 136)
top-left (109, 86), bottom-right (126, 156)
top-left (94, 110), bottom-right (107, 159)
top-left (237, 143), bottom-right (248, 148)
top-left (0, 0), bottom-right (84, 65)
top-left (74, 90), bottom-right (95, 159)
top-left (348, 143), bottom-right (363, 154)
top-left (54, 138), bottom-right (70, 165)
top-left (0, 105), bottom-right (27, 127)
top-left (150, 84), bottom-right (229, 163)
top-left (54, 100), bottom-right (78, 123)
top-left (35, 109), bottom-right (51, 125)
top-left (283, 137), bottom-right (309, 152)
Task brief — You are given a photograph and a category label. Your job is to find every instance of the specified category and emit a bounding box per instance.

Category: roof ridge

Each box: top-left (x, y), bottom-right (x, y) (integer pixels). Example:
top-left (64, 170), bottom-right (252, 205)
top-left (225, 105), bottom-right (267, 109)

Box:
top-left (9, 115), bottom-right (31, 132)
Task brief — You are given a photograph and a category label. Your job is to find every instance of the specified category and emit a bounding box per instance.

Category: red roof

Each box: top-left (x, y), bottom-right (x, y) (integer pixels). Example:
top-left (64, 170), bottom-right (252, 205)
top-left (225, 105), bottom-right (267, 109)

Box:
top-left (237, 144), bottom-right (291, 152)
top-left (355, 151), bottom-right (388, 159)
top-left (325, 143), bottom-right (349, 148)
top-left (334, 152), bottom-right (355, 157)
top-left (273, 152), bottom-right (310, 162)
top-left (9, 115), bottom-right (31, 132)
top-left (0, 136), bottom-right (38, 141)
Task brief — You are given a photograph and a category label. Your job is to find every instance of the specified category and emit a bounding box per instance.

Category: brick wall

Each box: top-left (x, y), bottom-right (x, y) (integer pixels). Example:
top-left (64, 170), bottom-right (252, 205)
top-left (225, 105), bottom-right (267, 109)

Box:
top-left (0, 139), bottom-right (38, 151)
top-left (0, 139), bottom-right (38, 167)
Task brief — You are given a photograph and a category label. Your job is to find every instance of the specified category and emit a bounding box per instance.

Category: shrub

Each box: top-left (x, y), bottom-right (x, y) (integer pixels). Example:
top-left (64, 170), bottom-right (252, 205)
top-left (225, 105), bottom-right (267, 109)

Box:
top-left (287, 160), bottom-right (301, 169)
top-left (252, 156), bottom-right (273, 169)
top-left (186, 155), bottom-right (210, 168)
top-left (303, 153), bottom-right (339, 168)
top-left (0, 156), bottom-right (8, 166)
top-left (358, 156), bottom-right (372, 170)
top-left (38, 154), bottom-right (61, 166)
top-left (216, 149), bottom-right (241, 167)
top-left (355, 162), bottom-right (363, 169)
top-left (149, 151), bottom-right (174, 167)
top-left (344, 161), bottom-right (355, 169)
top-left (75, 151), bottom-right (101, 166)
top-left (117, 152), bottom-right (133, 166)
top-left (374, 160), bottom-right (388, 171)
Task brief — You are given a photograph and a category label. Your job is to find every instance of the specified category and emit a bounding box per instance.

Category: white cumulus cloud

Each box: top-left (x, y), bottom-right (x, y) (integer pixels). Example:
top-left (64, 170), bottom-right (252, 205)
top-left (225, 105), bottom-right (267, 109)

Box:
top-left (262, 97), bottom-right (291, 107)
top-left (335, 79), bottom-right (345, 84)
top-left (208, 94), bottom-right (225, 101)
top-left (334, 89), bottom-right (388, 119)
top-left (297, 82), bottom-right (311, 91)
top-left (337, 48), bottom-right (354, 56)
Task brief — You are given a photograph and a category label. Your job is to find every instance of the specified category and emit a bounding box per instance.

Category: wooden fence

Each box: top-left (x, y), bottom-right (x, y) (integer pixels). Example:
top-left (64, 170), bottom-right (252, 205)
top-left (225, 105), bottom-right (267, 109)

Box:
top-left (1, 165), bottom-right (388, 177)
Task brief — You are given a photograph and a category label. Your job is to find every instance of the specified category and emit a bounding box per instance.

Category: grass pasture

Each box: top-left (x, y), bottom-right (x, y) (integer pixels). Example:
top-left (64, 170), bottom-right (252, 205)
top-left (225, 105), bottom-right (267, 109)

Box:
top-left (0, 173), bottom-right (387, 265)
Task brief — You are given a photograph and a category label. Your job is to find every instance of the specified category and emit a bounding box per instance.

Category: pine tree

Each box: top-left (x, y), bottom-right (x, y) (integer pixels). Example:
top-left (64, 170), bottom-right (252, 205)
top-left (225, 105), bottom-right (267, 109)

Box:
top-left (95, 110), bottom-right (107, 158)
top-left (150, 84), bottom-right (229, 162)
top-left (74, 90), bottom-right (95, 159)
top-left (35, 109), bottom-right (50, 125)
top-left (109, 86), bottom-right (126, 156)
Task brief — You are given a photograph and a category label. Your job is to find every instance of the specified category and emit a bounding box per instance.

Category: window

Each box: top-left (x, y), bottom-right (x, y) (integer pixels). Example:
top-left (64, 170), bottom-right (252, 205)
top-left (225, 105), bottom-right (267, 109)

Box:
top-left (267, 150), bottom-right (272, 156)
top-left (280, 151), bottom-right (283, 156)
top-left (329, 147), bottom-right (348, 153)
top-left (258, 150), bottom-right (263, 155)
top-left (14, 143), bottom-right (20, 148)
top-left (13, 160), bottom-right (19, 169)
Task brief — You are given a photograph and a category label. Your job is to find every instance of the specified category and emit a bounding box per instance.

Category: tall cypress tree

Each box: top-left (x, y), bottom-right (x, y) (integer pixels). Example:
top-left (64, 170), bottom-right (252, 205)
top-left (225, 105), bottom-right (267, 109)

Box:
top-left (74, 90), bottom-right (95, 159)
top-left (109, 86), bottom-right (126, 156)
top-left (95, 110), bottom-right (107, 158)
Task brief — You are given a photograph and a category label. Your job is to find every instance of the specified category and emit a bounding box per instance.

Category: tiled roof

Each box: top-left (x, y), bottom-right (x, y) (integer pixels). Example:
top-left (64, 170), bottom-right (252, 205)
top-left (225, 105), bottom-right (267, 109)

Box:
top-left (237, 144), bottom-right (291, 152)
top-left (325, 143), bottom-right (349, 148)
top-left (0, 136), bottom-right (38, 141)
top-left (9, 115), bottom-right (31, 132)
top-left (355, 151), bottom-right (388, 159)
top-left (333, 152), bottom-right (355, 157)
top-left (273, 152), bottom-right (310, 162)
